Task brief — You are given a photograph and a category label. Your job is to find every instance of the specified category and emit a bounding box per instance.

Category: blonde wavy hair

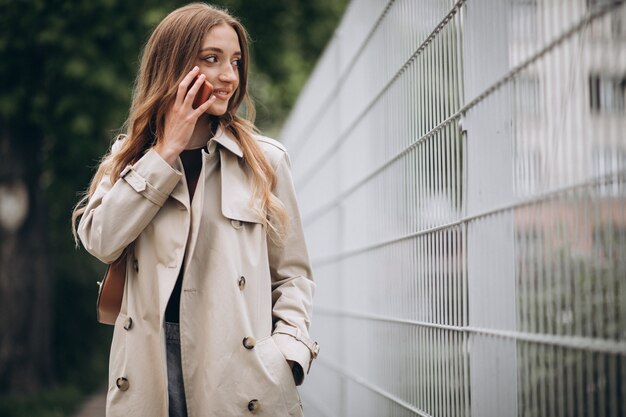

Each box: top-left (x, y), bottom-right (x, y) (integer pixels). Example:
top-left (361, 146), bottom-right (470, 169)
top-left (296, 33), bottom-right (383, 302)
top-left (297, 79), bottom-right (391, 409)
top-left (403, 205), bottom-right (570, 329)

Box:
top-left (72, 2), bottom-right (288, 246)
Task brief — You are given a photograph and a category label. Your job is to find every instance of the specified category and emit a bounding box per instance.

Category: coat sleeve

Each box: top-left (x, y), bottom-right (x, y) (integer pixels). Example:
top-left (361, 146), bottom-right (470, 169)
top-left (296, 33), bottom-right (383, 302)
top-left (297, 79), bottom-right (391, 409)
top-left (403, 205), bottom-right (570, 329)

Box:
top-left (269, 151), bottom-right (317, 386)
top-left (78, 140), bottom-right (183, 263)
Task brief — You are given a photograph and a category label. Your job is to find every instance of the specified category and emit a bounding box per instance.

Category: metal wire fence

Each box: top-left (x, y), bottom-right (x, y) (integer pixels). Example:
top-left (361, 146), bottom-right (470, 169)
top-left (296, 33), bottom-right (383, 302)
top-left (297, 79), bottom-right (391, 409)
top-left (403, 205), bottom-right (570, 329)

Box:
top-left (279, 0), bottom-right (626, 416)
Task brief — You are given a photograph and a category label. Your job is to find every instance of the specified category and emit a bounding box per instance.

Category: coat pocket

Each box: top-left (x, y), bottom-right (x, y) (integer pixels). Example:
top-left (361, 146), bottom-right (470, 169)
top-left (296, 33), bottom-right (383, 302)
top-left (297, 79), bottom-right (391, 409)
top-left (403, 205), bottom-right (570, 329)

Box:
top-left (212, 335), bottom-right (301, 417)
top-left (255, 336), bottom-right (303, 417)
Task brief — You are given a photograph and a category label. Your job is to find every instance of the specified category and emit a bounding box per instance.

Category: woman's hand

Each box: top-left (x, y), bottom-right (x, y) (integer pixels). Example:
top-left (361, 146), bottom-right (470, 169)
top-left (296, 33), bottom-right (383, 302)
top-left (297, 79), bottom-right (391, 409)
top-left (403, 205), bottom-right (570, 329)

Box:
top-left (154, 66), bottom-right (217, 166)
top-left (286, 360), bottom-right (304, 385)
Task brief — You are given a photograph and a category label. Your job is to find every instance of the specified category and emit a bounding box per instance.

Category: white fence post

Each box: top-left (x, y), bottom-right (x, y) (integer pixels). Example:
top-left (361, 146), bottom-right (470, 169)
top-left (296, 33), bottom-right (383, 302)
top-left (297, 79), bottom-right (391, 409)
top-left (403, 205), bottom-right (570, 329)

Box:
top-left (462, 1), bottom-right (518, 416)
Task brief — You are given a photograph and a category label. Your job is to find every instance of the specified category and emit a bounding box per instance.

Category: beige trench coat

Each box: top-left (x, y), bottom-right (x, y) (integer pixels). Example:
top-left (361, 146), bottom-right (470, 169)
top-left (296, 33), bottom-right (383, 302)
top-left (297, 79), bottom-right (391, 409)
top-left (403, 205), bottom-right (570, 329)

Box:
top-left (78, 127), bottom-right (317, 417)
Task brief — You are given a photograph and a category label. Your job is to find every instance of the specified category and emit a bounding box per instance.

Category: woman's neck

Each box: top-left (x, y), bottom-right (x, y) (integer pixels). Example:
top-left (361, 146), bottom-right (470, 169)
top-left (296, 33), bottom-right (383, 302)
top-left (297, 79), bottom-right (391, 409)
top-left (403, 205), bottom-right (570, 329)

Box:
top-left (186, 114), bottom-right (215, 150)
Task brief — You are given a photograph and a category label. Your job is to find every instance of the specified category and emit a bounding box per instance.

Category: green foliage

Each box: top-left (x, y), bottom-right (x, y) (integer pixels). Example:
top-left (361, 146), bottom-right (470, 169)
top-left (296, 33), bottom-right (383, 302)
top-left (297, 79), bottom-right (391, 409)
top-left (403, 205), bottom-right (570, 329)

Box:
top-left (0, 0), bottom-right (348, 410)
top-left (239, 0), bottom-right (349, 132)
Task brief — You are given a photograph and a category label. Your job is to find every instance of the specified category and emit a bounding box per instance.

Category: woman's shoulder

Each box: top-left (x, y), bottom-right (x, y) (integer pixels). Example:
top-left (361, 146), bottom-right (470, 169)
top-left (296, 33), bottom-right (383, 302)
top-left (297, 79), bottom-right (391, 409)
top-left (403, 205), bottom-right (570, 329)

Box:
top-left (254, 134), bottom-right (289, 167)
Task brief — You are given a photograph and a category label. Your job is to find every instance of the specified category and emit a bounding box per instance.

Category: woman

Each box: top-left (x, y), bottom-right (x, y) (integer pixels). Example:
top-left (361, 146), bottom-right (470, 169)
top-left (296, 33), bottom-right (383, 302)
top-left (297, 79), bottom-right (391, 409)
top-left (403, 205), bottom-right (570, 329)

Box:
top-left (72, 3), bottom-right (318, 417)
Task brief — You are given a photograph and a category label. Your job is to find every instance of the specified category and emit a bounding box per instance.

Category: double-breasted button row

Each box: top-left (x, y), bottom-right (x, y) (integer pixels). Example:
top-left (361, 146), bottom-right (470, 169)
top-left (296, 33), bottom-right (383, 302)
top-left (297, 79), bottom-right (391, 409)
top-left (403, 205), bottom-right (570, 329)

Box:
top-left (116, 377), bottom-right (129, 391)
top-left (247, 399), bottom-right (260, 413)
top-left (242, 336), bottom-right (256, 349)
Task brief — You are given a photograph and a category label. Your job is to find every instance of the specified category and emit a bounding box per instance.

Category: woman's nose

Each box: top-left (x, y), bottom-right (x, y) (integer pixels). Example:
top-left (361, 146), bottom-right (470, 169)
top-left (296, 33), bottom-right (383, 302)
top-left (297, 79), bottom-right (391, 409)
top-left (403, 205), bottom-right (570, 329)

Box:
top-left (219, 65), bottom-right (238, 82)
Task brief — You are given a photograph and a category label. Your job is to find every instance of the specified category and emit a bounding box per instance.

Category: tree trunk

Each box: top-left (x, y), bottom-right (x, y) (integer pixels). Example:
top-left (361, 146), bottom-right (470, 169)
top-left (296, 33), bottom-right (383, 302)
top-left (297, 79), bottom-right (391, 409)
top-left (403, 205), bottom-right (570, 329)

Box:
top-left (0, 127), bottom-right (52, 394)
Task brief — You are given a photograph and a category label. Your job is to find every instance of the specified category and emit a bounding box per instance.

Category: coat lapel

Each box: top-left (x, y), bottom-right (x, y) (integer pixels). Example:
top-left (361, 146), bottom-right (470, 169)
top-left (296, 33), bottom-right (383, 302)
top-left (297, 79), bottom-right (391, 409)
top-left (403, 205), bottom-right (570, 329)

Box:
top-left (209, 127), bottom-right (264, 224)
top-left (164, 126), bottom-right (263, 223)
top-left (219, 149), bottom-right (264, 224)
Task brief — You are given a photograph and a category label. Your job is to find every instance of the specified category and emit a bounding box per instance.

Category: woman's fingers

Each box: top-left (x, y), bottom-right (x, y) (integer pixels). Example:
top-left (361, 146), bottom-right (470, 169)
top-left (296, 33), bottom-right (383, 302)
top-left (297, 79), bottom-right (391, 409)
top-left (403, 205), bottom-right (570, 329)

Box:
top-left (194, 93), bottom-right (218, 116)
top-left (182, 74), bottom-right (206, 109)
top-left (175, 66), bottom-right (200, 107)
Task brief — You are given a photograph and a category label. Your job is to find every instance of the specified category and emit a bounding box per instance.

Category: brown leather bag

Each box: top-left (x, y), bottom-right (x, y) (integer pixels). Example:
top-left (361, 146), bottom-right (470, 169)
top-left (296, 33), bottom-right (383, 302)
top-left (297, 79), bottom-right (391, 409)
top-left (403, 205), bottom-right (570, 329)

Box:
top-left (96, 255), bottom-right (126, 325)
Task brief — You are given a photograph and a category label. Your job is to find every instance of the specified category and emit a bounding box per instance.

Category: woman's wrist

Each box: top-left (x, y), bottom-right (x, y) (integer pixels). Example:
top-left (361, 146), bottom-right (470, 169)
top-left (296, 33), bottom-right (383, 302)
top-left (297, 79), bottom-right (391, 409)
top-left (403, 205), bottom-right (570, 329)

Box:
top-left (153, 143), bottom-right (181, 166)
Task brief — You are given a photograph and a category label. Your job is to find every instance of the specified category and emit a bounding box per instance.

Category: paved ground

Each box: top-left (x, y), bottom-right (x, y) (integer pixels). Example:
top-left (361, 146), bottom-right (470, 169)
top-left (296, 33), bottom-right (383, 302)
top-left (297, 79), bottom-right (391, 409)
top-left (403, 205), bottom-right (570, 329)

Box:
top-left (71, 388), bottom-right (107, 417)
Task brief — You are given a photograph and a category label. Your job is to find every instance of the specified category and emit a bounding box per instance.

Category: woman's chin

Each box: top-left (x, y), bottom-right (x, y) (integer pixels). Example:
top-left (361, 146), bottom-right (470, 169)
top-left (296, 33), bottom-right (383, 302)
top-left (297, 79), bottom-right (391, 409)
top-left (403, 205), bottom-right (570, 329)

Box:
top-left (205, 104), bottom-right (229, 116)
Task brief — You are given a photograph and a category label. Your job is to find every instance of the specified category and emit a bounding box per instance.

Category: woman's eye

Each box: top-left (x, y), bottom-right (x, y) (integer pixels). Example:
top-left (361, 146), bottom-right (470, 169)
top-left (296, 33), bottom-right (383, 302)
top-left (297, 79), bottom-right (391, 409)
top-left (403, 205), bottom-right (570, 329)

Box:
top-left (232, 59), bottom-right (242, 67)
top-left (204, 55), bottom-right (218, 63)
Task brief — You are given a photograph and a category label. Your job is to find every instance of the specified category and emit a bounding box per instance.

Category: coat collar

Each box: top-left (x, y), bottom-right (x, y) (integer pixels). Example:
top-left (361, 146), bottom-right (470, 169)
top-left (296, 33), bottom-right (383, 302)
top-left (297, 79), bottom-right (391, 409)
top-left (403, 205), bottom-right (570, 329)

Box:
top-left (207, 126), bottom-right (243, 158)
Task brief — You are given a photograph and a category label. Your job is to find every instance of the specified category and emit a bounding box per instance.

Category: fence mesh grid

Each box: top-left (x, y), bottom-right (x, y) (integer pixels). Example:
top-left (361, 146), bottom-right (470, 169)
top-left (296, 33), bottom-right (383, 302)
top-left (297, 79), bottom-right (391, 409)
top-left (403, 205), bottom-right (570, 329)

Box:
top-left (279, 1), bottom-right (626, 416)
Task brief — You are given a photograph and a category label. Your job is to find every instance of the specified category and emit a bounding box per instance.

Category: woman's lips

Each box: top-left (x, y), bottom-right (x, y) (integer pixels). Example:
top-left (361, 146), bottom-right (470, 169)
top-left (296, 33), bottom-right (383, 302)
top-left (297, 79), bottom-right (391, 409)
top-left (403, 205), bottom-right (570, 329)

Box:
top-left (213, 90), bottom-right (231, 101)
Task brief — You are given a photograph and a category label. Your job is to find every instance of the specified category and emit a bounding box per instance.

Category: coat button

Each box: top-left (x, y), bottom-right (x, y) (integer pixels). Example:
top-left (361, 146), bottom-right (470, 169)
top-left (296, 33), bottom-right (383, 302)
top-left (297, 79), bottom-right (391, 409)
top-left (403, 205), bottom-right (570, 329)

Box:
top-left (247, 399), bottom-right (260, 413)
top-left (231, 219), bottom-right (243, 229)
top-left (242, 336), bottom-right (256, 349)
top-left (132, 259), bottom-right (139, 273)
top-left (123, 317), bottom-right (133, 331)
top-left (116, 377), bottom-right (129, 391)
top-left (238, 276), bottom-right (246, 290)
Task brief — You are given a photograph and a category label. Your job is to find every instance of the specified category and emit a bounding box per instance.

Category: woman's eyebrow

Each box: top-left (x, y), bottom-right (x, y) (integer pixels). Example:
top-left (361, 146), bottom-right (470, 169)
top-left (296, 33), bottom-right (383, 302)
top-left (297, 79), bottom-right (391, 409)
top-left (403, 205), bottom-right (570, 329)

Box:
top-left (199, 46), bottom-right (242, 56)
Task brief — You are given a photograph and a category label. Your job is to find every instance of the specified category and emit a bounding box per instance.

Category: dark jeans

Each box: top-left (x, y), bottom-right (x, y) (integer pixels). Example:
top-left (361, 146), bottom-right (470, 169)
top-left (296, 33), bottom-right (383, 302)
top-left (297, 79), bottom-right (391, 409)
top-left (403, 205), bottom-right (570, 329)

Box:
top-left (166, 322), bottom-right (188, 417)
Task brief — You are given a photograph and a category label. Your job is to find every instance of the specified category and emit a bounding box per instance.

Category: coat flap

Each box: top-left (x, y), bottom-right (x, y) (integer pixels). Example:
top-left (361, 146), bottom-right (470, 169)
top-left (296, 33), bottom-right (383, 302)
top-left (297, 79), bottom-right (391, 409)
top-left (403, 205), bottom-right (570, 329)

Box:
top-left (220, 149), bottom-right (264, 224)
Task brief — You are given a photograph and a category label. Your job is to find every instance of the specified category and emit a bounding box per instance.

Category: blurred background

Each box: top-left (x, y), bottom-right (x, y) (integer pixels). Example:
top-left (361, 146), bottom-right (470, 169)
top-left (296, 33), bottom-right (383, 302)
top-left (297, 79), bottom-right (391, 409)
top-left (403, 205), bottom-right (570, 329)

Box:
top-left (0, 0), bottom-right (347, 415)
top-left (2, 0), bottom-right (626, 417)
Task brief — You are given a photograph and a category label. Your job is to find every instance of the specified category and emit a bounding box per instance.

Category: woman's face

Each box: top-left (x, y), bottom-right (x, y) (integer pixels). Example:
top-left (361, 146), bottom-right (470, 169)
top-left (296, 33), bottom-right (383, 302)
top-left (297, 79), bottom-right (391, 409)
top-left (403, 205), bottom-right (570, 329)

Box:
top-left (196, 23), bottom-right (241, 116)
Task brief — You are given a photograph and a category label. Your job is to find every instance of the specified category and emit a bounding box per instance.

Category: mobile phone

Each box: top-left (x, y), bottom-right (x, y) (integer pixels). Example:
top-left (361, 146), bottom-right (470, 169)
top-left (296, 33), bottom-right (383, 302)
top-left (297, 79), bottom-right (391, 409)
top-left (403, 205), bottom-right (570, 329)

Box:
top-left (188, 77), bottom-right (214, 109)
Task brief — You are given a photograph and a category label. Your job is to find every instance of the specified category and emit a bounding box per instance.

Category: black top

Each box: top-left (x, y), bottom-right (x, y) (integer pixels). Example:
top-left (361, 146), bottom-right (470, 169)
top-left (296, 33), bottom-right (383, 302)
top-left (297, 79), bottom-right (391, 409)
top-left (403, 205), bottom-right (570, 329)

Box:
top-left (164, 147), bottom-right (204, 324)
